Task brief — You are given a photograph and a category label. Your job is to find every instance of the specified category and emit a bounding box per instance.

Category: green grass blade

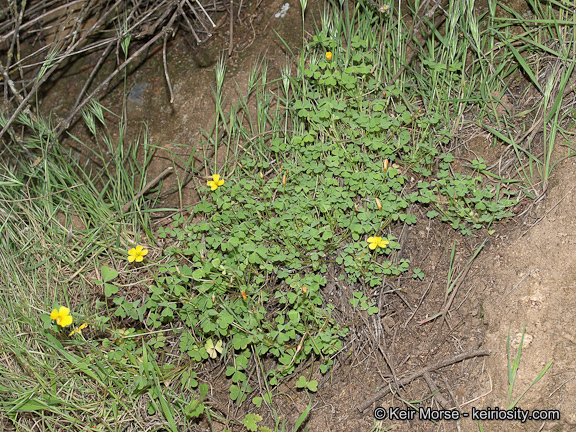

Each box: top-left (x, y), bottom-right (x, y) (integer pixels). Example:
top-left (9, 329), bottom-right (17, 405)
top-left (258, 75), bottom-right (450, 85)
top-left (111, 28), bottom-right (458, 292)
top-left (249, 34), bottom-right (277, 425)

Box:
top-left (498, 37), bottom-right (543, 94)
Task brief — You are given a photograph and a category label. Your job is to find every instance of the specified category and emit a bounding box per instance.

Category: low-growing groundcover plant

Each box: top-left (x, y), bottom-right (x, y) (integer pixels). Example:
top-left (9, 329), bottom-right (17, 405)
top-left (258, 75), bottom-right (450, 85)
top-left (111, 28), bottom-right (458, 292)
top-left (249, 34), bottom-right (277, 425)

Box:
top-left (95, 2), bottom-right (519, 429)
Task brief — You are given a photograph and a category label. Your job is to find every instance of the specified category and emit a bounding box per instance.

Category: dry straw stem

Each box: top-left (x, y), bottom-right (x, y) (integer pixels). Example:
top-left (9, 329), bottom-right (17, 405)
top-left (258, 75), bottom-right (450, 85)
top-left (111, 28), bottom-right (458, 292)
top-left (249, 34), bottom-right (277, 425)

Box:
top-left (0, 0), bottom-right (126, 143)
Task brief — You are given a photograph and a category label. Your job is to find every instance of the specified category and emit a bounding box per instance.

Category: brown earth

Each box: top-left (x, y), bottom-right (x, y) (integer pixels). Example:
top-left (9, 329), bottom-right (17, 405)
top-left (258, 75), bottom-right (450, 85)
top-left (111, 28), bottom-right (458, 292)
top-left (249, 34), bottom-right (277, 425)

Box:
top-left (479, 157), bottom-right (576, 432)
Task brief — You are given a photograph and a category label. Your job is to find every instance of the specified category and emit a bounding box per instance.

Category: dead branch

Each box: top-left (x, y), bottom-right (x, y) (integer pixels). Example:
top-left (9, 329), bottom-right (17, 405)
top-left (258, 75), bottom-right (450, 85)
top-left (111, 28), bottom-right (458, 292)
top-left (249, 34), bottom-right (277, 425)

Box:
top-left (121, 166), bottom-right (174, 214)
top-left (357, 348), bottom-right (490, 412)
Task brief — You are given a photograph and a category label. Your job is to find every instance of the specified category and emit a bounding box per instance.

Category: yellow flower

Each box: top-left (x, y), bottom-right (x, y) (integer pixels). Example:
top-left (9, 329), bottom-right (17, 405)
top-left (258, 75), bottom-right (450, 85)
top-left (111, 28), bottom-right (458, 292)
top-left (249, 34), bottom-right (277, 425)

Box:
top-left (367, 236), bottom-right (389, 250)
top-left (68, 322), bottom-right (88, 337)
top-left (50, 306), bottom-right (73, 327)
top-left (326, 51), bottom-right (333, 61)
top-left (128, 245), bottom-right (148, 263)
top-left (207, 174), bottom-right (224, 191)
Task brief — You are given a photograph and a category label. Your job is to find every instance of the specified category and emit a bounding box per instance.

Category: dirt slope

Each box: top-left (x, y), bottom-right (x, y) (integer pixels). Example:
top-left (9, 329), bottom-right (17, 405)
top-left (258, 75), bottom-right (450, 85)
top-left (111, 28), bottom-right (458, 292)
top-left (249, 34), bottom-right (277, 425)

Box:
top-left (479, 159), bottom-right (576, 432)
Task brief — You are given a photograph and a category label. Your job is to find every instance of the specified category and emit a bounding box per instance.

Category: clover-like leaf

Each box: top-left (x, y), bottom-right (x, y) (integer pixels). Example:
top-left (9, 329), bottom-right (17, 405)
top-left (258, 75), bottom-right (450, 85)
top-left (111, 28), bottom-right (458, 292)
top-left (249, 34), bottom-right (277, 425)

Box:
top-left (306, 379), bottom-right (318, 392)
top-left (101, 265), bottom-right (118, 283)
top-left (295, 376), bottom-right (308, 389)
top-left (205, 339), bottom-right (223, 359)
top-left (104, 283), bottom-right (119, 297)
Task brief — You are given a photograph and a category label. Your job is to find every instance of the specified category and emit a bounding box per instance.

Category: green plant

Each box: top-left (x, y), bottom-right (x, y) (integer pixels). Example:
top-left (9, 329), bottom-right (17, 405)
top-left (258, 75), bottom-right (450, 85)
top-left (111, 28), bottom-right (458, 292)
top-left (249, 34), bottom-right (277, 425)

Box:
top-left (100, 0), bottom-right (524, 410)
top-left (506, 324), bottom-right (553, 410)
top-left (479, 0), bottom-right (576, 197)
top-left (2, 0), bottom-right (567, 430)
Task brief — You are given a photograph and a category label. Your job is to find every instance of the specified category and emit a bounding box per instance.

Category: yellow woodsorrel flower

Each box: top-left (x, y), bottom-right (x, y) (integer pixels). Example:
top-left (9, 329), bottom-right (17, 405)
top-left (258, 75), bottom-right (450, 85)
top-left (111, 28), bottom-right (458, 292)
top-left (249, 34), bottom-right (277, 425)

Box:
top-left (50, 306), bottom-right (73, 327)
top-left (326, 51), bottom-right (333, 61)
top-left (207, 174), bottom-right (224, 191)
top-left (128, 245), bottom-right (148, 263)
top-left (367, 236), bottom-right (389, 250)
top-left (68, 322), bottom-right (88, 337)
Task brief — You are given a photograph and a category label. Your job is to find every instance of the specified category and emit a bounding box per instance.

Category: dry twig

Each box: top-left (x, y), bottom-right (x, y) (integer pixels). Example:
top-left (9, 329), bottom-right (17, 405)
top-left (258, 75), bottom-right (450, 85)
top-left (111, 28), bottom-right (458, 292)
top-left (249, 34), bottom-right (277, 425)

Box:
top-left (358, 348), bottom-right (490, 412)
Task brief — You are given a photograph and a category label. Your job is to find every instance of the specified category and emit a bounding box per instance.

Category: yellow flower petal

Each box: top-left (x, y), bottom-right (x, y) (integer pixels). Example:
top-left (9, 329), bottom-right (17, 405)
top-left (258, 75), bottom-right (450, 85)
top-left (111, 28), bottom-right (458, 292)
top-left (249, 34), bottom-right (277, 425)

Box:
top-left (51, 306), bottom-right (73, 327)
top-left (59, 315), bottom-right (73, 327)
top-left (367, 236), bottom-right (388, 250)
top-left (207, 174), bottom-right (224, 191)
top-left (128, 245), bottom-right (148, 263)
top-left (68, 323), bottom-right (88, 337)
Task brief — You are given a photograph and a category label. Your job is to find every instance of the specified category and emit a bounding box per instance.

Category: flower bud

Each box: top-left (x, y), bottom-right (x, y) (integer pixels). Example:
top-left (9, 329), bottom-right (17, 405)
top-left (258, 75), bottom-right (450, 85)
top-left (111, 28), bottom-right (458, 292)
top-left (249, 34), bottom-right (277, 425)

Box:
top-left (375, 198), bottom-right (382, 210)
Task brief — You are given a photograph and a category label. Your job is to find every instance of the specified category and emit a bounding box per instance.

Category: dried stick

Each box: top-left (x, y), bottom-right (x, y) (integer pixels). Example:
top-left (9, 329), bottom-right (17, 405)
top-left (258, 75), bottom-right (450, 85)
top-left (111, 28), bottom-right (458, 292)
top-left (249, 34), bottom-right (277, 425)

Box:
top-left (72, 41), bottom-right (116, 111)
top-left (423, 372), bottom-right (451, 409)
top-left (194, 0), bottom-right (216, 29)
top-left (51, 20), bottom-right (177, 149)
top-left (185, 0), bottom-right (212, 38)
top-left (121, 166), bottom-right (173, 214)
top-left (162, 31), bottom-right (174, 103)
top-left (228, 0), bottom-right (233, 56)
top-left (0, 0), bottom-right (86, 44)
top-left (179, 0), bottom-right (201, 43)
top-left (357, 348), bottom-right (490, 412)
